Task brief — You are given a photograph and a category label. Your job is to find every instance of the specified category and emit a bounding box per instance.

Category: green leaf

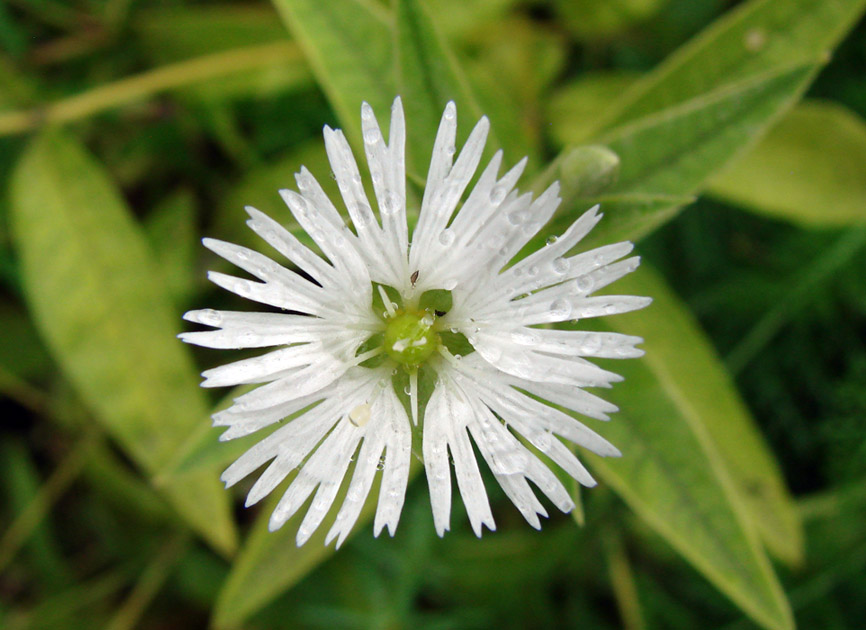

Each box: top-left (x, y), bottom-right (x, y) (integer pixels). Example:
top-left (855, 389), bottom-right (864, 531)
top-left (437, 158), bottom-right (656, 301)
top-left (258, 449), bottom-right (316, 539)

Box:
top-left (144, 190), bottom-right (198, 306)
top-left (554, 0), bottom-right (667, 41)
top-left (212, 465), bottom-right (420, 629)
top-left (708, 100), bottom-right (866, 227)
top-left (589, 263), bottom-right (798, 629)
top-left (599, 61), bottom-right (820, 197)
top-left (591, 0), bottom-right (866, 134)
top-left (136, 5), bottom-right (311, 103)
top-left (546, 62), bottom-right (819, 243)
top-left (394, 0), bottom-right (491, 179)
top-left (137, 5), bottom-right (289, 61)
top-left (9, 131), bottom-right (236, 555)
top-left (542, 0), bottom-right (866, 243)
top-left (576, 193), bottom-right (695, 251)
top-left (547, 71), bottom-right (640, 147)
top-left (269, 0), bottom-right (395, 148)
top-left (418, 0), bottom-right (518, 39)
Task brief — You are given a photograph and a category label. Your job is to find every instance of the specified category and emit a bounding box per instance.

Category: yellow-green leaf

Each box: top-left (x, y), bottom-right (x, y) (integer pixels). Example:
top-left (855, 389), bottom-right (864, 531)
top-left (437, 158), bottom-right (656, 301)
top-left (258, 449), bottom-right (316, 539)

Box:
top-left (9, 131), bottom-right (236, 555)
top-left (709, 100), bottom-right (866, 227)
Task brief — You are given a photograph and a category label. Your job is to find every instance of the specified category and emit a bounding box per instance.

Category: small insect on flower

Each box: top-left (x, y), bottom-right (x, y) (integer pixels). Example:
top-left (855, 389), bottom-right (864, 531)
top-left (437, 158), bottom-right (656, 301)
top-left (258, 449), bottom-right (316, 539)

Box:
top-left (180, 97), bottom-right (650, 547)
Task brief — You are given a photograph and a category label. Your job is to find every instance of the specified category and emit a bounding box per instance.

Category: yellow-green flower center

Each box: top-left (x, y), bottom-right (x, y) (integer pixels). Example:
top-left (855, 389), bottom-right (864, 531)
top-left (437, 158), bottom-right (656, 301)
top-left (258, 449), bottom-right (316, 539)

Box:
top-left (383, 309), bottom-right (439, 366)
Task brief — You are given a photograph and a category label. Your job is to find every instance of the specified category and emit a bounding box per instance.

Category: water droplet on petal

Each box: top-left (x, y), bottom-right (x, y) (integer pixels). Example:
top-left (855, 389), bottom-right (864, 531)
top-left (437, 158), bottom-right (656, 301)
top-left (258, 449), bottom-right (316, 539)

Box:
top-left (438, 229), bottom-right (455, 246)
top-left (364, 127), bottom-right (381, 145)
top-left (508, 210), bottom-right (528, 225)
top-left (574, 276), bottom-right (595, 293)
top-left (199, 309), bottom-right (222, 326)
top-left (349, 403), bottom-right (371, 427)
top-left (550, 299), bottom-right (572, 319)
top-left (443, 278), bottom-right (458, 290)
top-left (582, 334), bottom-right (603, 354)
top-left (381, 191), bottom-right (400, 216)
top-left (490, 185), bottom-right (507, 205)
top-left (552, 257), bottom-right (570, 274)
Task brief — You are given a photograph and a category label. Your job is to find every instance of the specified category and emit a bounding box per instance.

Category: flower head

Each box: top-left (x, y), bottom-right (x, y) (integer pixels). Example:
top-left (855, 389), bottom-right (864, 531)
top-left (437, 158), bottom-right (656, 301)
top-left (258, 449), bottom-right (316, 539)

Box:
top-left (181, 98), bottom-right (650, 547)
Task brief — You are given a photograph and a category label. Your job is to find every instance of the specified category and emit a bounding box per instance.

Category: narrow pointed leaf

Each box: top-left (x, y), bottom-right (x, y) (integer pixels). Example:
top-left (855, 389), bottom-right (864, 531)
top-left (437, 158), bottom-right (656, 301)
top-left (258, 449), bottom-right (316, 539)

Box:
top-left (544, 62), bottom-right (818, 244)
top-left (395, 0), bottom-right (493, 176)
top-left (9, 131), bottom-right (236, 555)
top-left (269, 0), bottom-right (395, 147)
top-left (588, 263), bottom-right (799, 630)
top-left (599, 61), bottom-right (820, 197)
top-left (591, 0), bottom-right (866, 133)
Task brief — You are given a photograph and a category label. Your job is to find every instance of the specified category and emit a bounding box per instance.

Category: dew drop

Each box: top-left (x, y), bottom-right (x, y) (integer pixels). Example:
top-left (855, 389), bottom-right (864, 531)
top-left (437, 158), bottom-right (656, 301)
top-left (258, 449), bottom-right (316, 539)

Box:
top-left (233, 279), bottom-right (252, 295)
top-left (552, 257), bottom-right (570, 274)
top-left (292, 196), bottom-right (308, 214)
top-left (546, 235), bottom-right (558, 245)
top-left (351, 202), bottom-right (373, 223)
top-left (444, 104), bottom-right (456, 120)
top-left (421, 314), bottom-right (435, 327)
top-left (550, 299), bottom-right (572, 319)
top-left (527, 265), bottom-right (539, 277)
top-left (508, 210), bottom-right (528, 225)
top-left (487, 233), bottom-right (506, 249)
top-left (377, 454), bottom-right (387, 471)
top-left (364, 127), bottom-right (381, 145)
top-left (349, 402), bottom-right (371, 427)
top-left (490, 185), bottom-right (507, 205)
top-left (381, 191), bottom-right (400, 216)
top-left (438, 229), bottom-right (455, 246)
top-left (443, 278), bottom-right (458, 290)
top-left (199, 309), bottom-right (222, 326)
top-left (582, 334), bottom-right (603, 354)
top-left (574, 275), bottom-right (595, 293)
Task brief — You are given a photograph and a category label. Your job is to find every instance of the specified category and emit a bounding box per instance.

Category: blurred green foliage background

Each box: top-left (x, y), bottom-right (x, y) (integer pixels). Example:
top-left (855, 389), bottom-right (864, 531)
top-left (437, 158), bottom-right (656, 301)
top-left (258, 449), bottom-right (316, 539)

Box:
top-left (1, 0), bottom-right (865, 628)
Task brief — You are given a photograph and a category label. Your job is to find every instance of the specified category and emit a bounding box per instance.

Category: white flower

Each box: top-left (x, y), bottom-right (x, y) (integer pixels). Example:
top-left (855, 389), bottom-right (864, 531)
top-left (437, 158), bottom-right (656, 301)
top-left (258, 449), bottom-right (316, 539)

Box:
top-left (181, 97), bottom-right (650, 547)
